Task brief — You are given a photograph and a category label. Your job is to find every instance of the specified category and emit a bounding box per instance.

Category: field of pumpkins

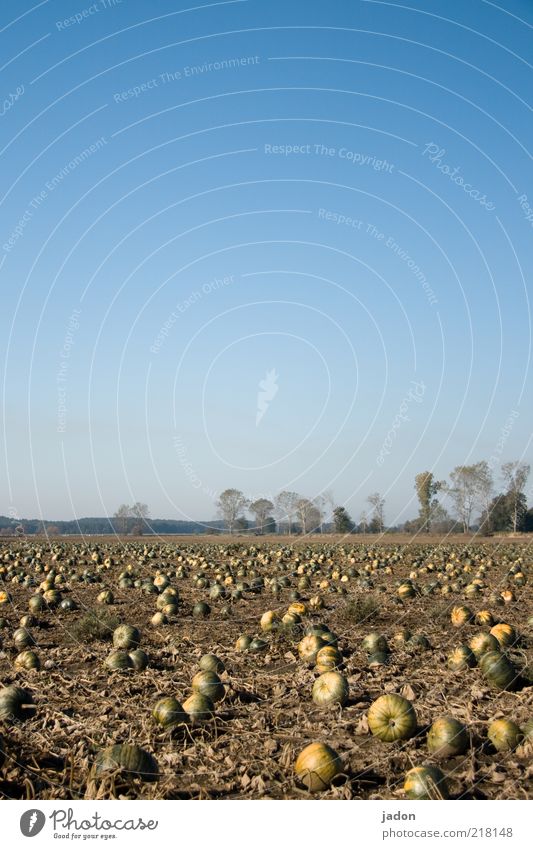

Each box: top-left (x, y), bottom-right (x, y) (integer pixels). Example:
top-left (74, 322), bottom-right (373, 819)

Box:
top-left (0, 537), bottom-right (531, 800)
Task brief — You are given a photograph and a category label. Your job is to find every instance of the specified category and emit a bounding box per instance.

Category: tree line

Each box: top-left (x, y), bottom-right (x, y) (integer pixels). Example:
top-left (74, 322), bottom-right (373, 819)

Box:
top-left (1, 459), bottom-right (530, 536)
top-left (216, 460), bottom-right (532, 536)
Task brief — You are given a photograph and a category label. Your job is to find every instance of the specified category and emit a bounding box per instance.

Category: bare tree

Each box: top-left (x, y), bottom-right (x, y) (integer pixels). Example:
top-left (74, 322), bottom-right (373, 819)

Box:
top-left (249, 498), bottom-right (274, 534)
top-left (131, 502), bottom-right (150, 519)
top-left (314, 490), bottom-right (335, 533)
top-left (216, 489), bottom-right (248, 534)
top-left (274, 490), bottom-right (299, 535)
top-left (114, 504), bottom-right (131, 535)
top-left (476, 462), bottom-right (494, 533)
top-left (359, 511), bottom-right (368, 534)
top-left (501, 461), bottom-right (530, 533)
top-left (445, 462), bottom-right (491, 532)
top-left (295, 498), bottom-right (321, 534)
top-left (367, 492), bottom-right (385, 532)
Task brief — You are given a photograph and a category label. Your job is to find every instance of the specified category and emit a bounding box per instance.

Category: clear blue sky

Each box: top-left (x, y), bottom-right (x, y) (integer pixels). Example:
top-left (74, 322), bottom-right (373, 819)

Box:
top-left (1, 0), bottom-right (532, 525)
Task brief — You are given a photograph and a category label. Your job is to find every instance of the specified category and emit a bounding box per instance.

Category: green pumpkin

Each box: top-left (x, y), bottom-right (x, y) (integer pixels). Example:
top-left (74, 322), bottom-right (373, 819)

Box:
top-left (427, 716), bottom-right (469, 759)
top-left (0, 685), bottom-right (35, 720)
top-left (479, 651), bottom-right (517, 690)
top-left (404, 765), bottom-right (449, 799)
top-left (95, 743), bottom-right (158, 782)
top-left (153, 697), bottom-right (187, 728)
top-left (487, 719), bottom-right (523, 752)
top-left (104, 650), bottom-right (133, 671)
top-left (113, 624), bottom-right (140, 650)
top-left (191, 671), bottom-right (225, 702)
top-left (128, 649), bottom-right (148, 671)
top-left (367, 695), bottom-right (417, 743)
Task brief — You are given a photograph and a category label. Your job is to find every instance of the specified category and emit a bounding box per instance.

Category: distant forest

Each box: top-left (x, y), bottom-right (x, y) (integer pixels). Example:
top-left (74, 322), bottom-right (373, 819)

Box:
top-left (0, 516), bottom-right (224, 536)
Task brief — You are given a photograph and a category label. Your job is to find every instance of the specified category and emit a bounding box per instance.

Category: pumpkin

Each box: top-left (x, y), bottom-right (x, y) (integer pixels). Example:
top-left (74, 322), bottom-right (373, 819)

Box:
top-left (235, 635), bottom-right (252, 651)
top-left (95, 743), bottom-right (158, 782)
top-left (192, 602), bottom-right (210, 619)
top-left (479, 651), bottom-right (517, 690)
top-left (523, 718), bottom-right (533, 741)
top-left (487, 719), bottom-right (523, 752)
top-left (28, 593), bottom-right (46, 613)
top-left (128, 649), bottom-right (148, 671)
top-left (362, 633), bottom-right (388, 654)
top-left (427, 716), bottom-right (469, 759)
top-left (404, 765), bottom-right (449, 800)
top-left (260, 610), bottom-right (279, 632)
top-left (392, 629), bottom-right (411, 645)
top-left (469, 632), bottom-right (500, 658)
top-left (294, 742), bottom-right (342, 792)
top-left (20, 614), bottom-right (35, 628)
top-left (315, 645), bottom-right (342, 673)
top-left (475, 610), bottom-right (494, 627)
top-left (0, 685), bottom-right (35, 720)
top-left (151, 612), bottom-right (167, 626)
top-left (199, 654), bottom-right (225, 674)
top-left (312, 672), bottom-right (349, 707)
top-left (451, 605), bottom-right (473, 627)
top-left (249, 637), bottom-right (268, 652)
top-left (97, 590), bottom-right (114, 605)
top-left (105, 650), bottom-right (133, 671)
top-left (182, 692), bottom-right (214, 722)
top-left (368, 651), bottom-right (390, 667)
top-left (298, 634), bottom-right (325, 664)
top-left (192, 671), bottom-right (225, 702)
top-left (113, 625), bottom-right (140, 650)
top-left (408, 634), bottom-right (431, 652)
top-left (501, 589), bottom-right (515, 604)
top-left (490, 623), bottom-right (516, 648)
top-left (288, 601), bottom-right (307, 617)
top-left (367, 694), bottom-right (417, 742)
top-left (13, 627), bottom-right (35, 650)
top-left (153, 696), bottom-right (187, 728)
top-left (448, 645), bottom-right (477, 671)
top-left (397, 582), bottom-right (416, 600)
top-left (14, 650), bottom-right (40, 671)
top-left (282, 611), bottom-right (301, 627)
top-left (43, 588), bottom-right (61, 607)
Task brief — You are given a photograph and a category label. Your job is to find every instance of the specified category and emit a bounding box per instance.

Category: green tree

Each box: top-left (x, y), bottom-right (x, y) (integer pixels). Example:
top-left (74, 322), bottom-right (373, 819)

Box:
top-left (415, 471), bottom-right (444, 532)
top-left (333, 506), bottom-right (354, 533)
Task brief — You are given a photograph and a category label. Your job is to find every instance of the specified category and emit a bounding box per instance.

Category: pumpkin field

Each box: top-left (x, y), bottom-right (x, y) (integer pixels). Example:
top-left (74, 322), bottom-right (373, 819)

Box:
top-left (0, 536), bottom-right (531, 801)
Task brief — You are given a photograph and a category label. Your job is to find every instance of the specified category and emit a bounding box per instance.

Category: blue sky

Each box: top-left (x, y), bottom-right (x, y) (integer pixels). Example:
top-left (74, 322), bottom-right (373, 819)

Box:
top-left (1, 0), bottom-right (532, 524)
